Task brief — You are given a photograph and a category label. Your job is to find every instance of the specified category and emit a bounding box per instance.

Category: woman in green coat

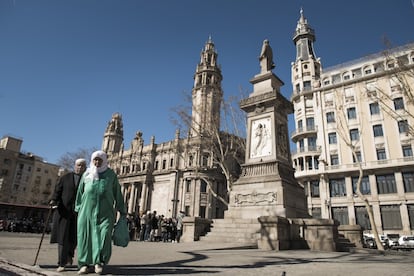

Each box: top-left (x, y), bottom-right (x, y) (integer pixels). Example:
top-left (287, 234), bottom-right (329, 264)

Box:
top-left (75, 150), bottom-right (126, 274)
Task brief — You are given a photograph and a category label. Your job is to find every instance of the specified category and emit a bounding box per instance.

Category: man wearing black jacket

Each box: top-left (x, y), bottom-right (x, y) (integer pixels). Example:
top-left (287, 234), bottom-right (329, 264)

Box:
top-left (50, 159), bottom-right (86, 272)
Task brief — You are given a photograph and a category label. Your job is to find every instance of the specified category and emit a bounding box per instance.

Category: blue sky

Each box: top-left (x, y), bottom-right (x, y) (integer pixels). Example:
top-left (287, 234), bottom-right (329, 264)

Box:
top-left (0, 0), bottom-right (413, 164)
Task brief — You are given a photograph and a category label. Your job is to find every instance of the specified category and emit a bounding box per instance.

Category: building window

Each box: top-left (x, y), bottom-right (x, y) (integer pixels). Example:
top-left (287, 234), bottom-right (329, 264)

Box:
top-left (355, 206), bottom-right (371, 230)
top-left (328, 132), bottom-right (337, 144)
top-left (297, 120), bottom-right (303, 132)
top-left (332, 207), bottom-right (349, 225)
top-left (352, 176), bottom-right (371, 194)
top-left (310, 180), bottom-right (320, 197)
top-left (381, 205), bottom-right (402, 230)
top-left (393, 97), bottom-right (405, 110)
top-left (170, 158), bottom-right (174, 167)
top-left (154, 161), bottom-right (159, 170)
top-left (142, 162), bottom-right (146, 171)
top-left (311, 207), bottom-right (321, 219)
top-left (202, 154), bottom-right (209, 167)
top-left (303, 81), bottom-right (311, 91)
top-left (308, 136), bottom-right (317, 150)
top-left (200, 180), bottom-right (207, 193)
top-left (185, 179), bottom-right (191, 193)
top-left (299, 139), bottom-right (304, 152)
top-left (329, 178), bottom-right (346, 197)
top-left (307, 157), bottom-right (313, 170)
top-left (376, 148), bottom-right (387, 160)
top-left (353, 151), bottom-right (362, 163)
top-left (403, 172), bottom-right (414, 193)
top-left (373, 124), bottom-right (384, 137)
top-left (347, 107), bottom-right (357, 119)
top-left (376, 174), bottom-right (397, 194)
top-left (349, 128), bottom-right (359, 141)
top-left (162, 159), bottom-right (167, 170)
top-left (326, 112), bottom-right (335, 123)
top-left (188, 155), bottom-right (194, 166)
top-left (199, 206), bottom-right (206, 218)
top-left (369, 102), bottom-right (380, 115)
top-left (306, 117), bottom-right (315, 130)
top-left (408, 205), bottom-right (414, 230)
top-left (1, 169), bottom-right (8, 176)
top-left (403, 145), bottom-right (413, 157)
top-left (330, 154), bottom-right (339, 165)
top-left (398, 120), bottom-right (409, 133)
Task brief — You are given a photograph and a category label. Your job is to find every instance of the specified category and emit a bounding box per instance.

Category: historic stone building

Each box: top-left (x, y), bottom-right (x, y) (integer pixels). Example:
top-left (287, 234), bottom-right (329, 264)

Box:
top-left (0, 135), bottom-right (61, 206)
top-left (290, 10), bottom-right (414, 235)
top-left (102, 38), bottom-right (234, 220)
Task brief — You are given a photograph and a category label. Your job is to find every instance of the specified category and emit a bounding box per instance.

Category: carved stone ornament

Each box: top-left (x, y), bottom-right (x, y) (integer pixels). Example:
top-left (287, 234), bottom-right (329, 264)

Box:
top-left (234, 191), bottom-right (276, 206)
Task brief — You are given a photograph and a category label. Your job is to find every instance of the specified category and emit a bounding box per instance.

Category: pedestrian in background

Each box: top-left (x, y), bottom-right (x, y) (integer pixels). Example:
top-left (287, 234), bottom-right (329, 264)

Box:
top-left (75, 150), bottom-right (126, 275)
top-left (175, 211), bottom-right (185, 243)
top-left (50, 158), bottom-right (87, 272)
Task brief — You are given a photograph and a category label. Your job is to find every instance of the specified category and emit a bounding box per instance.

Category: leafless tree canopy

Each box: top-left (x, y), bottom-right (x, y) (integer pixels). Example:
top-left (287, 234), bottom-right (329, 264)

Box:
top-left (170, 90), bottom-right (247, 205)
top-left (57, 147), bottom-right (97, 171)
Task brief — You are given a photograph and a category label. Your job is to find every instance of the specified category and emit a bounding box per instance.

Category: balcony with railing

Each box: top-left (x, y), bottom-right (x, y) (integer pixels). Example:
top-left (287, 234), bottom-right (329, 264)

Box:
top-left (291, 145), bottom-right (322, 159)
top-left (291, 125), bottom-right (318, 142)
top-left (324, 156), bottom-right (414, 173)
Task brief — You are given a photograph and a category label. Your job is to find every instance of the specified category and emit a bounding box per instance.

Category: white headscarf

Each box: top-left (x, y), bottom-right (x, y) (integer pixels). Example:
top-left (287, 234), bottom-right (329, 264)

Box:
top-left (85, 150), bottom-right (108, 181)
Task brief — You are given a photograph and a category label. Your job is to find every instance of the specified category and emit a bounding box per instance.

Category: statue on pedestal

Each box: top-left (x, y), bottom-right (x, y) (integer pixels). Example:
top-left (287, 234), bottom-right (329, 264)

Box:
top-left (259, 39), bottom-right (275, 73)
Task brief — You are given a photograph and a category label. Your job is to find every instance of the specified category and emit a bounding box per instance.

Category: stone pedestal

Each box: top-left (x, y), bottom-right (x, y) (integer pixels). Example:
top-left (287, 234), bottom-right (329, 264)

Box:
top-left (257, 216), bottom-right (340, 251)
top-left (226, 68), bottom-right (308, 221)
top-left (290, 218), bottom-right (339, 251)
top-left (258, 216), bottom-right (290, 250)
top-left (181, 217), bottom-right (212, 242)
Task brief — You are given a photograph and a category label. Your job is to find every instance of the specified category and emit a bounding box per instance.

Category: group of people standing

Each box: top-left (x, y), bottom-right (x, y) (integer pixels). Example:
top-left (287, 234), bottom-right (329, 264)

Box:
top-left (49, 150), bottom-right (126, 274)
top-left (127, 210), bottom-right (185, 243)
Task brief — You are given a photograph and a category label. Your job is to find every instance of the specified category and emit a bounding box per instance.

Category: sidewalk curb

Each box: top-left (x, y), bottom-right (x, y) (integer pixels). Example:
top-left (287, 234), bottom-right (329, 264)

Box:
top-left (0, 257), bottom-right (61, 276)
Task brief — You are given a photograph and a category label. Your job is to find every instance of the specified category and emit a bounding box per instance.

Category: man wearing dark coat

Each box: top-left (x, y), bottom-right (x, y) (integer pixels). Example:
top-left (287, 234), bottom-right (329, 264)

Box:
top-left (50, 159), bottom-right (86, 272)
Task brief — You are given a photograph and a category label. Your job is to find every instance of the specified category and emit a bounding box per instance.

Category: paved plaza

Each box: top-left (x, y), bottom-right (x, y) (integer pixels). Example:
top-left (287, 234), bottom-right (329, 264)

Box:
top-left (1, 232), bottom-right (414, 276)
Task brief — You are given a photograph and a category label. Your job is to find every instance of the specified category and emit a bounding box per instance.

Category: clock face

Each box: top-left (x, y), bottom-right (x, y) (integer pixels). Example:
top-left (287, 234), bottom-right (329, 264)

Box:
top-left (250, 117), bottom-right (272, 159)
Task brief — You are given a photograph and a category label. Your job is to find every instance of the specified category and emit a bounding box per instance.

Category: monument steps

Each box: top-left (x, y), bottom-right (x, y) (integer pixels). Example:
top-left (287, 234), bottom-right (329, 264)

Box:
top-left (200, 218), bottom-right (261, 245)
top-left (335, 234), bottom-right (357, 252)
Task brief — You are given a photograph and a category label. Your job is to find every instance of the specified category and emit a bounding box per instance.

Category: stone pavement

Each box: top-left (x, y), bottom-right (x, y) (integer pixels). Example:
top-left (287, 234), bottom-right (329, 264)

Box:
top-left (1, 232), bottom-right (414, 276)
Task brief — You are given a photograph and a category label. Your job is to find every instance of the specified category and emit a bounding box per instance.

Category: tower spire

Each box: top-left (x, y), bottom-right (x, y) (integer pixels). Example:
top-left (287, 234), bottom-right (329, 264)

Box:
top-left (293, 8), bottom-right (316, 60)
top-left (102, 113), bottom-right (124, 154)
top-left (291, 8), bottom-right (321, 96)
top-left (191, 37), bottom-right (223, 137)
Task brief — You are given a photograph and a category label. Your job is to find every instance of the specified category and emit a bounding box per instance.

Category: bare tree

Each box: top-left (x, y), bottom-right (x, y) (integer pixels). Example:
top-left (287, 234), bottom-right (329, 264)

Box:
top-left (366, 40), bottom-right (414, 138)
top-left (57, 147), bottom-right (97, 171)
top-left (335, 90), bottom-right (385, 251)
top-left (171, 91), bottom-right (247, 207)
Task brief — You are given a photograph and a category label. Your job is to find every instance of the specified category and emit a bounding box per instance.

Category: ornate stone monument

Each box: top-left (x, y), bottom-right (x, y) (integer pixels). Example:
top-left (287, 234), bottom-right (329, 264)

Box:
top-left (227, 39), bottom-right (308, 219)
top-left (199, 41), bottom-right (341, 251)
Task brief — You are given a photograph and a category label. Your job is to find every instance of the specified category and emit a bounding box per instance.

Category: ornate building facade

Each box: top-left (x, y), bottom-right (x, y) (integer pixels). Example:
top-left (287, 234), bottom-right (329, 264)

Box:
top-left (103, 38), bottom-right (230, 219)
top-left (291, 10), bottom-right (414, 235)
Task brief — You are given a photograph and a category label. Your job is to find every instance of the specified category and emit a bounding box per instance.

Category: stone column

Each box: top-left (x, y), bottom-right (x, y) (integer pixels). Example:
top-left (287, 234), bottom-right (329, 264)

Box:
top-left (139, 183), bottom-right (148, 212)
top-left (128, 185), bottom-right (136, 214)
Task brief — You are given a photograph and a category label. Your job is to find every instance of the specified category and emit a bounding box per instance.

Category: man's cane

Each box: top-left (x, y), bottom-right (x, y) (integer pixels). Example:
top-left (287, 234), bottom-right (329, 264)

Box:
top-left (33, 205), bottom-right (54, 266)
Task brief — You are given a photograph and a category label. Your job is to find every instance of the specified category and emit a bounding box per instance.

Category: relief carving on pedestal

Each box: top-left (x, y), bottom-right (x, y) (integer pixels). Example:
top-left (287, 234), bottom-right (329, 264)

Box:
top-left (234, 191), bottom-right (276, 206)
top-left (250, 117), bottom-right (272, 159)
